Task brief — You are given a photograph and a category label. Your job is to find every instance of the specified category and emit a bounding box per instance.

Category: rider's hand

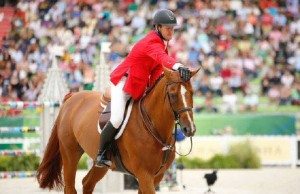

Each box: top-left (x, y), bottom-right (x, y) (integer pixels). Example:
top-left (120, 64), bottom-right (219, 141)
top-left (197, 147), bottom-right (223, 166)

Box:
top-left (178, 67), bottom-right (191, 82)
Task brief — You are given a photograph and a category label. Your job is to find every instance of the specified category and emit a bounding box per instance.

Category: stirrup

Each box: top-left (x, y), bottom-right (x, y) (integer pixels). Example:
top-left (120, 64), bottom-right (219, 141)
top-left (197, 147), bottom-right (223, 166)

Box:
top-left (95, 159), bottom-right (112, 168)
top-left (95, 154), bottom-right (112, 168)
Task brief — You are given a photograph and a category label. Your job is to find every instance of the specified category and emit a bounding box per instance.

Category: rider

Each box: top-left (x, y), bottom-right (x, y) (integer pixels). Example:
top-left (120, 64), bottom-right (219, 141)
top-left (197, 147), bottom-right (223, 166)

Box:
top-left (95, 9), bottom-right (191, 167)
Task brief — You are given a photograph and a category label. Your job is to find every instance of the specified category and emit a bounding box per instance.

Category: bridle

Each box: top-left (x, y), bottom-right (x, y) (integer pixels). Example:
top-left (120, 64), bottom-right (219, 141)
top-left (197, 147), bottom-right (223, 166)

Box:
top-left (166, 81), bottom-right (193, 120)
top-left (138, 78), bottom-right (194, 174)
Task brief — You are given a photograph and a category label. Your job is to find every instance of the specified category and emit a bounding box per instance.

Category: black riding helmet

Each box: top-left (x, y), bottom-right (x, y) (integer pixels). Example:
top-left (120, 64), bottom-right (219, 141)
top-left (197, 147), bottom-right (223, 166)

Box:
top-left (153, 9), bottom-right (177, 27)
top-left (153, 9), bottom-right (177, 40)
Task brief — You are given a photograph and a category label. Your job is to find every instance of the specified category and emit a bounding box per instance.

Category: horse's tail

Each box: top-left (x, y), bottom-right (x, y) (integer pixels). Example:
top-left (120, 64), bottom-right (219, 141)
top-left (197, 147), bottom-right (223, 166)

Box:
top-left (36, 92), bottom-right (74, 189)
top-left (36, 119), bottom-right (63, 189)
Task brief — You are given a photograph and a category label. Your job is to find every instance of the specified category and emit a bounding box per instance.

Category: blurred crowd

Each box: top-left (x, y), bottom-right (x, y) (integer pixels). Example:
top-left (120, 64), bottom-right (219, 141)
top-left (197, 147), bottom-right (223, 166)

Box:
top-left (0, 0), bottom-right (299, 113)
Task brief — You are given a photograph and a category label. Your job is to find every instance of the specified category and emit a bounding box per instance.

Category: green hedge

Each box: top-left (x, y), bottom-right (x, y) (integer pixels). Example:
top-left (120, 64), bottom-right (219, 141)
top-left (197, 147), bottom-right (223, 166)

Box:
top-left (0, 154), bottom-right (40, 171)
top-left (77, 154), bottom-right (88, 169)
top-left (0, 153), bottom-right (89, 171)
top-left (0, 141), bottom-right (260, 171)
top-left (228, 141), bottom-right (261, 168)
top-left (177, 140), bottom-right (261, 169)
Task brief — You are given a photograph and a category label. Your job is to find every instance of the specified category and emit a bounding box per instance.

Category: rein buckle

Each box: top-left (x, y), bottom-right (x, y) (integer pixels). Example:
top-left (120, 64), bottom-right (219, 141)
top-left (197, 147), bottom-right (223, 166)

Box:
top-left (162, 145), bottom-right (172, 151)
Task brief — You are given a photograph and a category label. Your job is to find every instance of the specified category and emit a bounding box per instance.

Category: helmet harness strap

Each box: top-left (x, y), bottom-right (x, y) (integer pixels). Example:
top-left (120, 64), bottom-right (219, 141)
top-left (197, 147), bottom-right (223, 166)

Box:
top-left (155, 24), bottom-right (168, 41)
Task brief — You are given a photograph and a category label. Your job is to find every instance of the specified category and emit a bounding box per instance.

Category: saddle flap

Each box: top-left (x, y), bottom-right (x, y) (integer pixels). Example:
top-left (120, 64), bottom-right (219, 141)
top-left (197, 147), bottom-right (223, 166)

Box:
top-left (99, 102), bottom-right (111, 129)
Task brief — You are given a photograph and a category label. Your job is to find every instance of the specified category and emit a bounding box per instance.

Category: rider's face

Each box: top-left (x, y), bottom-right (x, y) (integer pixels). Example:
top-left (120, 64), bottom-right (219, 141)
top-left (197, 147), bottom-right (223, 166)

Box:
top-left (159, 25), bottom-right (175, 41)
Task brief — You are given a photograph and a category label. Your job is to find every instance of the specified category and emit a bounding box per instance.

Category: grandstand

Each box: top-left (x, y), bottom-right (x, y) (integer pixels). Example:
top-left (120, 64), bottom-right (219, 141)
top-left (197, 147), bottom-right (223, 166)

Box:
top-left (0, 7), bottom-right (14, 45)
top-left (0, 0), bottom-right (298, 109)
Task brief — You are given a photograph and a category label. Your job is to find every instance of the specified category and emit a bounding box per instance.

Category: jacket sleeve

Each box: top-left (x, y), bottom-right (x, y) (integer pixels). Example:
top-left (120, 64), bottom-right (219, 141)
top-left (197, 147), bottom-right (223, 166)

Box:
top-left (145, 40), bottom-right (177, 69)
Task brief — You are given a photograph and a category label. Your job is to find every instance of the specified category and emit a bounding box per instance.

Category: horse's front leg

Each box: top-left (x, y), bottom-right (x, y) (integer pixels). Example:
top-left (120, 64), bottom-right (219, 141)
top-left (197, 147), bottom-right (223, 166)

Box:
top-left (154, 173), bottom-right (164, 190)
top-left (137, 174), bottom-right (155, 194)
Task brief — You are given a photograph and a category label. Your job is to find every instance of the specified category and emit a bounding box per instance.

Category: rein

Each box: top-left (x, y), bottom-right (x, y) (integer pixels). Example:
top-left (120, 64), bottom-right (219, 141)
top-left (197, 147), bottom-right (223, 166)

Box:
top-left (138, 79), bottom-right (194, 175)
top-left (139, 97), bottom-right (176, 150)
top-left (174, 121), bottom-right (193, 157)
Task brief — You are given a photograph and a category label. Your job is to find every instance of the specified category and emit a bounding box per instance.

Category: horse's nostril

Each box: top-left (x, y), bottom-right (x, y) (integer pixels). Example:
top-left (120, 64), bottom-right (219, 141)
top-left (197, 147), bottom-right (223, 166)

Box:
top-left (182, 127), bottom-right (189, 134)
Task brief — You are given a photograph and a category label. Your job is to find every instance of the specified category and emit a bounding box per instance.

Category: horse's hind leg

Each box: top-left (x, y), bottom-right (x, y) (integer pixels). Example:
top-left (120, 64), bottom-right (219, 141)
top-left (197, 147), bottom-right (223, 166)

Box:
top-left (82, 165), bottom-right (108, 194)
top-left (60, 142), bottom-right (83, 194)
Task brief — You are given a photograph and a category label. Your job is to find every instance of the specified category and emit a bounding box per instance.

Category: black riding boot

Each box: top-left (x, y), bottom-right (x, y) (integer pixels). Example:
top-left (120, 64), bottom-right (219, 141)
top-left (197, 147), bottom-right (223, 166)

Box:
top-left (95, 121), bottom-right (118, 167)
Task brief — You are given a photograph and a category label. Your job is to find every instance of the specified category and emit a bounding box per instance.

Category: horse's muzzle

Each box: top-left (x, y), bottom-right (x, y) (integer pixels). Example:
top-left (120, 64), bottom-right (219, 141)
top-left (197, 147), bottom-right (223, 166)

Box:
top-left (181, 124), bottom-right (196, 137)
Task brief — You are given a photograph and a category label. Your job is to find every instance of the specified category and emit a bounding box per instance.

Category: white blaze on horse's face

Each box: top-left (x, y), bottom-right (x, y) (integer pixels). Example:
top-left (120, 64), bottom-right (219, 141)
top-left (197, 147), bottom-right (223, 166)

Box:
top-left (180, 85), bottom-right (196, 134)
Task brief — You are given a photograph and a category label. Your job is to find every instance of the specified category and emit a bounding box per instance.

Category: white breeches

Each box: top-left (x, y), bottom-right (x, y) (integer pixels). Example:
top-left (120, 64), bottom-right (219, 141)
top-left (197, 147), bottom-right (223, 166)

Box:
top-left (110, 77), bottom-right (131, 128)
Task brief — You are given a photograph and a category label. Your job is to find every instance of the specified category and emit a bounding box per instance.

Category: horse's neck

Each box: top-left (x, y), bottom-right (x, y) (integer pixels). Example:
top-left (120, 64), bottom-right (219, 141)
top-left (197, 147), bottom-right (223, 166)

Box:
top-left (143, 78), bottom-right (175, 142)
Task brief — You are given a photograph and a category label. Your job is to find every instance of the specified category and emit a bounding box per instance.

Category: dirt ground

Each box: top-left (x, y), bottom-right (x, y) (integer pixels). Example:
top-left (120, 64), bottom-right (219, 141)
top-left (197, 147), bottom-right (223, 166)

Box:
top-left (0, 168), bottom-right (299, 194)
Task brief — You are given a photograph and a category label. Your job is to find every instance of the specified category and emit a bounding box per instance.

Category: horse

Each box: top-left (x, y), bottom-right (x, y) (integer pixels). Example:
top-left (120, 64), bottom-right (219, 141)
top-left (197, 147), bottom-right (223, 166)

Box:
top-left (36, 67), bottom-right (199, 194)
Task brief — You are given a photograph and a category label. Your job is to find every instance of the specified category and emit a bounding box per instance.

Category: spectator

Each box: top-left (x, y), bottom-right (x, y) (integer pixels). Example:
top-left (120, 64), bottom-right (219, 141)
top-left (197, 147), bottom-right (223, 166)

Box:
top-left (195, 92), bottom-right (218, 113)
top-left (241, 88), bottom-right (259, 111)
top-left (0, 0), bottom-right (298, 114)
top-left (281, 70), bottom-right (294, 87)
top-left (221, 86), bottom-right (238, 113)
top-left (279, 84), bottom-right (292, 105)
top-left (268, 84), bottom-right (280, 104)
top-left (291, 80), bottom-right (300, 106)
top-left (210, 73), bottom-right (223, 96)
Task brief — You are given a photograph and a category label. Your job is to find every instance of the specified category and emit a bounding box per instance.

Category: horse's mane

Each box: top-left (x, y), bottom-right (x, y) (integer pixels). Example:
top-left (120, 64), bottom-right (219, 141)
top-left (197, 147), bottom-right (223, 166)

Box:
top-left (63, 92), bottom-right (74, 103)
top-left (144, 74), bottom-right (165, 96)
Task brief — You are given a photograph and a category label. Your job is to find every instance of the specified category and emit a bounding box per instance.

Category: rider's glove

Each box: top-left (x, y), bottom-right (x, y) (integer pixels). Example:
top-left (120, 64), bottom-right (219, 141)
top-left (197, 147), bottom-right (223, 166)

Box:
top-left (172, 63), bottom-right (191, 82)
top-left (178, 67), bottom-right (191, 82)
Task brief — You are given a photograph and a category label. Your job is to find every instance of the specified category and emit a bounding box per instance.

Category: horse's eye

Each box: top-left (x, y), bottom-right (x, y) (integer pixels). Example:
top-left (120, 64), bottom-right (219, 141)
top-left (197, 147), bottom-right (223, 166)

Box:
top-left (169, 93), bottom-right (177, 102)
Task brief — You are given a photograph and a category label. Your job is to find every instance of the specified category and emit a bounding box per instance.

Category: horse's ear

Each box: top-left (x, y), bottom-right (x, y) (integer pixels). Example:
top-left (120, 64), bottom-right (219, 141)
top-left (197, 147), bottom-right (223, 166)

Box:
top-left (191, 67), bottom-right (201, 77)
top-left (163, 67), bottom-right (172, 79)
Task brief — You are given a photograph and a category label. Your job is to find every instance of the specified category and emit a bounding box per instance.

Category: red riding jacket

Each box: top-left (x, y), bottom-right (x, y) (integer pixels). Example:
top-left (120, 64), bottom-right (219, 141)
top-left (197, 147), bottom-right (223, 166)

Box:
top-left (110, 30), bottom-right (177, 100)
